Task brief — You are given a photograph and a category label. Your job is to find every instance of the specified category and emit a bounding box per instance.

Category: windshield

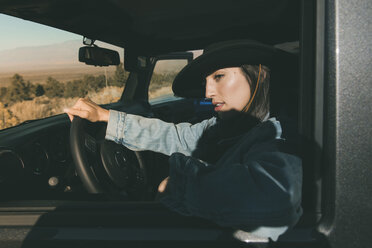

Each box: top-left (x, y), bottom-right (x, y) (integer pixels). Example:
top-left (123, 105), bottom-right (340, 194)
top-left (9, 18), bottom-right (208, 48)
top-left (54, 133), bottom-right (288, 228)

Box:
top-left (0, 14), bottom-right (125, 130)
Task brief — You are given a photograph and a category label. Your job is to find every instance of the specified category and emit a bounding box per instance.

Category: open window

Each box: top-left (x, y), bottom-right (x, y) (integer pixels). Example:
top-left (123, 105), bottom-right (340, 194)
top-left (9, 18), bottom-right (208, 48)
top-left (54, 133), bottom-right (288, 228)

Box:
top-left (149, 59), bottom-right (188, 102)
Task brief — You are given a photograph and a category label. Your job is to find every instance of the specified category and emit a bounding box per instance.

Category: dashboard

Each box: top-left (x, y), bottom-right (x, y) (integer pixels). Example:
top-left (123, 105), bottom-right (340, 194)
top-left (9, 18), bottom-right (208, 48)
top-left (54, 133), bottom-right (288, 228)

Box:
top-left (0, 115), bottom-right (83, 199)
top-left (0, 100), bottom-right (214, 201)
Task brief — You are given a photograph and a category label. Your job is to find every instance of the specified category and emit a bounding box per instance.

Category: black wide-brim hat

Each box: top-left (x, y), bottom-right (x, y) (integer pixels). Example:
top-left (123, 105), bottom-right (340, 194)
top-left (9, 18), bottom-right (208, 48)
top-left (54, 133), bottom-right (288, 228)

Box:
top-left (172, 40), bottom-right (291, 98)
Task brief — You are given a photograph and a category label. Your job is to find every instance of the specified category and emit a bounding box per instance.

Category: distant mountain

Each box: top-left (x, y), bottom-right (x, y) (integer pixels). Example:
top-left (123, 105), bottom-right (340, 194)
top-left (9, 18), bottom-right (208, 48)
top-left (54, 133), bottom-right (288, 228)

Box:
top-left (0, 40), bottom-right (123, 72)
top-left (0, 39), bottom-right (202, 74)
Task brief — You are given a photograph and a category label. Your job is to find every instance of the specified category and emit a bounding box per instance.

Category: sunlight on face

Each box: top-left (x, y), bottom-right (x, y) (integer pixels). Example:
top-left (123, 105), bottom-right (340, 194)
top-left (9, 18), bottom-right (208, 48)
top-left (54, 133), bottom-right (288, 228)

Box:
top-left (205, 67), bottom-right (251, 117)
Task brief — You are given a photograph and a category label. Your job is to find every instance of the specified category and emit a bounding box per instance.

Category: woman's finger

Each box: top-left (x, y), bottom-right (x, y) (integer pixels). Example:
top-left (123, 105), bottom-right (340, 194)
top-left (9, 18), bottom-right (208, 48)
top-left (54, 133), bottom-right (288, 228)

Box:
top-left (64, 99), bottom-right (103, 122)
top-left (66, 112), bottom-right (74, 121)
top-left (84, 98), bottom-right (101, 110)
top-left (73, 98), bottom-right (100, 112)
top-left (158, 177), bottom-right (169, 193)
top-left (64, 108), bottom-right (90, 120)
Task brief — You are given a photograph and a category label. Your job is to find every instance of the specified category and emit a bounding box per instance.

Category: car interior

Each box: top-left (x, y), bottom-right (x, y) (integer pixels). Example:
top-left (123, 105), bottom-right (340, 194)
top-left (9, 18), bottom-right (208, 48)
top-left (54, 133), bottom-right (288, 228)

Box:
top-left (0, 0), bottom-right (329, 247)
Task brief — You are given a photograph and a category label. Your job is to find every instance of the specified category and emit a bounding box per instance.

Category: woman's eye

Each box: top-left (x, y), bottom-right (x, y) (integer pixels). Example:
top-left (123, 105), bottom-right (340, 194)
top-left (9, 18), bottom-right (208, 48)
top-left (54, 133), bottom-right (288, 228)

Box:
top-left (214, 74), bottom-right (224, 80)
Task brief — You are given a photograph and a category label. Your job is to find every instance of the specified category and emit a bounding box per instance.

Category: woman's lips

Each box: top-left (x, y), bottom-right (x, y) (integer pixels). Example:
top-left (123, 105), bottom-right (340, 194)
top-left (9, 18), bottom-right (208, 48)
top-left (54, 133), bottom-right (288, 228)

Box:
top-left (214, 103), bottom-right (224, 111)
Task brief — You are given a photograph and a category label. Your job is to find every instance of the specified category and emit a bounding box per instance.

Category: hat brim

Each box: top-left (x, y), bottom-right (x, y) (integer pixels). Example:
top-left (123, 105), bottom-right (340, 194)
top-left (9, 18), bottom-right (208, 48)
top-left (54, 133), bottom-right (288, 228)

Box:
top-left (172, 40), bottom-right (284, 98)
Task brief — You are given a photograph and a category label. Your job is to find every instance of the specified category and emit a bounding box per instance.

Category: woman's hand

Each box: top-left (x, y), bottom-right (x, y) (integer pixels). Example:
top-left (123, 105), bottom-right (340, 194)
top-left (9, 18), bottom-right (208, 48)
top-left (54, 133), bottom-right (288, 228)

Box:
top-left (158, 176), bottom-right (169, 193)
top-left (64, 98), bottom-right (109, 122)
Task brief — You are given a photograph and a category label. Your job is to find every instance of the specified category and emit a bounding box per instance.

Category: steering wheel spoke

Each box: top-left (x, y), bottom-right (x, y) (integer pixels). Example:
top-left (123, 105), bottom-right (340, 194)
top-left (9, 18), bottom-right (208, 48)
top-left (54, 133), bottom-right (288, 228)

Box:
top-left (84, 133), bottom-right (98, 154)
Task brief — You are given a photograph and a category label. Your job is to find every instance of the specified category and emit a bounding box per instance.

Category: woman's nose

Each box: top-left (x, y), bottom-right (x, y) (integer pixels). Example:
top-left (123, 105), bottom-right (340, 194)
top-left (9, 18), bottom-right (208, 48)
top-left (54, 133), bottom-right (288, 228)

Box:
top-left (205, 80), bottom-right (215, 98)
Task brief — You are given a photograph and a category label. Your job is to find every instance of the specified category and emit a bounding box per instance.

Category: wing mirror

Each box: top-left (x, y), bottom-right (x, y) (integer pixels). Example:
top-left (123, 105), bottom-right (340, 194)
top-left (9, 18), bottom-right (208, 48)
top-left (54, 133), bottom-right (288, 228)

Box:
top-left (79, 46), bottom-right (120, 66)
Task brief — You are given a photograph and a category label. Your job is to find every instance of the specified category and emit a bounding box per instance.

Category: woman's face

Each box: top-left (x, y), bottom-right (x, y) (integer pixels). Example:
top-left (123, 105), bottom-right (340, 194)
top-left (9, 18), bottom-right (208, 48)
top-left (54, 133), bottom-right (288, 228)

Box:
top-left (205, 67), bottom-right (251, 114)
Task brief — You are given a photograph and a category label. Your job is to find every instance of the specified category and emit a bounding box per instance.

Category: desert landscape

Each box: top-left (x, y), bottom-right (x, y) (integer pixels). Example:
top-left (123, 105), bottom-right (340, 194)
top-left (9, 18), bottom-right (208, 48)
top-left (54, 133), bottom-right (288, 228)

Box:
top-left (0, 66), bottom-right (117, 87)
top-left (0, 40), bottom-right (182, 130)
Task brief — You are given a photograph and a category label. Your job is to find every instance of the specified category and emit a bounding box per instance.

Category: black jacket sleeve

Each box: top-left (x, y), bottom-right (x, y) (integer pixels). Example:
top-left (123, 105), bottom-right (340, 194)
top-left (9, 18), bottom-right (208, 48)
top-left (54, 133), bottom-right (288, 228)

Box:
top-left (159, 148), bottom-right (302, 229)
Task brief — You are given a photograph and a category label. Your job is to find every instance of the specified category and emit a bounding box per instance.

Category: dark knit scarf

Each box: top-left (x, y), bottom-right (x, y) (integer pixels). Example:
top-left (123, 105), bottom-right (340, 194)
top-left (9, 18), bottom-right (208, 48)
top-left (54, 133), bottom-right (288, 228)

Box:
top-left (192, 112), bottom-right (260, 164)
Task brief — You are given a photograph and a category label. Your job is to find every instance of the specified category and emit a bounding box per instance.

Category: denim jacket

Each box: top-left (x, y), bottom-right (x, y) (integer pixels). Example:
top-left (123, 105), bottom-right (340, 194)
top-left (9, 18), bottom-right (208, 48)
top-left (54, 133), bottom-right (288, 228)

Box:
top-left (105, 110), bottom-right (303, 241)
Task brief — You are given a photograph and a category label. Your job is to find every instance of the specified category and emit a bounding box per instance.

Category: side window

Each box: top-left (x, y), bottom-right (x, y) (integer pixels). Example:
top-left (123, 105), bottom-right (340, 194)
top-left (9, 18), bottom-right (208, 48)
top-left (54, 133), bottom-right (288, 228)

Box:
top-left (148, 59), bottom-right (188, 101)
top-left (0, 14), bottom-right (125, 130)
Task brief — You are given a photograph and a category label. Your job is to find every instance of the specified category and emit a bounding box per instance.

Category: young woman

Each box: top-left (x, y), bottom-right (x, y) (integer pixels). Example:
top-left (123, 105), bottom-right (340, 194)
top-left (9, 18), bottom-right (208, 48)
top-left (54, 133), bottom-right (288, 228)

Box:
top-left (65, 40), bottom-right (302, 241)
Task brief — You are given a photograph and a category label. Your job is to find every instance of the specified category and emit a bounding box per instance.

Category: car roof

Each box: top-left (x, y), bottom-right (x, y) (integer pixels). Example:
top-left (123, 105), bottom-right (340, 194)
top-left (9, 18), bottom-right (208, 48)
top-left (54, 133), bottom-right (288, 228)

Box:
top-left (0, 0), bottom-right (299, 55)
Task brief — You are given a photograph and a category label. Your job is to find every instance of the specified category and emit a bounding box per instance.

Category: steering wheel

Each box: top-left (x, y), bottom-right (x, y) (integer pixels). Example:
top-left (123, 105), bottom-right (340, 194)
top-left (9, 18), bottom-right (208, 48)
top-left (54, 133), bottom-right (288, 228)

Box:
top-left (69, 116), bottom-right (149, 200)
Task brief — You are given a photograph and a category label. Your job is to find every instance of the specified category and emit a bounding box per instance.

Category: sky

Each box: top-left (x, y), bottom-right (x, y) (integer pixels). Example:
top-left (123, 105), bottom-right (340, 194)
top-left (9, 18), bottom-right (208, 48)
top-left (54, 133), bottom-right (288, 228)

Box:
top-left (0, 14), bottom-right (82, 51)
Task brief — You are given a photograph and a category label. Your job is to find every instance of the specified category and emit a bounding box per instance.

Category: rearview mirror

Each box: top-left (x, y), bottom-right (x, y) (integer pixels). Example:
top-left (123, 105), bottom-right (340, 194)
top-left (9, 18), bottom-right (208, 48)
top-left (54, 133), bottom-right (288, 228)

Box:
top-left (79, 46), bottom-right (120, 66)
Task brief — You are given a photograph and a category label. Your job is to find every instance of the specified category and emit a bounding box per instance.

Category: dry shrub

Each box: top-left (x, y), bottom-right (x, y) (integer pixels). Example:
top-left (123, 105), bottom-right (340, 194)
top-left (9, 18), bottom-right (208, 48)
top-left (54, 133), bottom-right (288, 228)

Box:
top-left (2, 86), bottom-right (173, 129)
top-left (88, 86), bottom-right (123, 104)
top-left (149, 86), bottom-right (173, 99)
top-left (9, 96), bottom-right (76, 123)
top-left (0, 102), bottom-right (19, 129)
top-left (7, 86), bottom-right (123, 126)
